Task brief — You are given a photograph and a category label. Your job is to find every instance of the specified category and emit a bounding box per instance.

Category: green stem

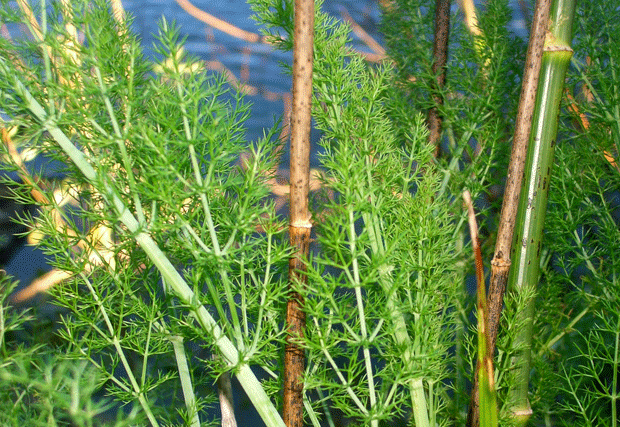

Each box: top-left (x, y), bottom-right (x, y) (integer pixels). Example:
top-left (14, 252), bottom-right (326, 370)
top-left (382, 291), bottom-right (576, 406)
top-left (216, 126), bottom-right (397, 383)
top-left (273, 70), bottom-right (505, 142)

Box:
top-left (613, 321), bottom-right (619, 427)
top-left (170, 335), bottom-right (201, 427)
top-left (312, 317), bottom-right (370, 415)
top-left (348, 208), bottom-right (378, 427)
top-left (78, 272), bottom-right (160, 427)
top-left (93, 66), bottom-right (146, 225)
top-left (506, 0), bottom-right (576, 423)
top-left (362, 211), bottom-right (430, 427)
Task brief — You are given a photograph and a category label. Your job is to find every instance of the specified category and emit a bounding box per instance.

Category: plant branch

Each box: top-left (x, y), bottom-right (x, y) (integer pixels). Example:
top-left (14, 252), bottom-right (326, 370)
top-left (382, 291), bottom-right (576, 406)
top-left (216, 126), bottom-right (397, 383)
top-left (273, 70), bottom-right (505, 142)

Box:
top-left (428, 0), bottom-right (451, 156)
top-left (486, 0), bottom-right (551, 355)
top-left (170, 335), bottom-right (201, 427)
top-left (505, 0), bottom-right (576, 420)
top-left (175, 0), bottom-right (264, 43)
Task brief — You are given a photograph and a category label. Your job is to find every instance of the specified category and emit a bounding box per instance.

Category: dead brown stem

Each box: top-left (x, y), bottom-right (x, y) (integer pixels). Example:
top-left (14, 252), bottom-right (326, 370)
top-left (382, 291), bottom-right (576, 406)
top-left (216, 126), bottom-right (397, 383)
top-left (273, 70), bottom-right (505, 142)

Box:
top-left (428, 0), bottom-right (451, 156)
top-left (284, 0), bottom-right (314, 425)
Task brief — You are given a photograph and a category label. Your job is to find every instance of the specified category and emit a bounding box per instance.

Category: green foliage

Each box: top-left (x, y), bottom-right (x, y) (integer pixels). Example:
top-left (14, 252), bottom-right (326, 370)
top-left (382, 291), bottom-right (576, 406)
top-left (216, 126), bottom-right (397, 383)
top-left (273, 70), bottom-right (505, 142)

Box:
top-left (383, 0), bottom-right (524, 203)
top-left (307, 50), bottom-right (456, 427)
top-left (0, 0), bottom-right (619, 426)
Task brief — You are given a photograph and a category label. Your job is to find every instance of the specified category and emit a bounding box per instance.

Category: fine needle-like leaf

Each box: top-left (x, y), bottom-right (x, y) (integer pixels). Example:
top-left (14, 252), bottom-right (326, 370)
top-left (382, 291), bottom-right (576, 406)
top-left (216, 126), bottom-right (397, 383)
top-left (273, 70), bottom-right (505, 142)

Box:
top-left (0, 21), bottom-right (288, 422)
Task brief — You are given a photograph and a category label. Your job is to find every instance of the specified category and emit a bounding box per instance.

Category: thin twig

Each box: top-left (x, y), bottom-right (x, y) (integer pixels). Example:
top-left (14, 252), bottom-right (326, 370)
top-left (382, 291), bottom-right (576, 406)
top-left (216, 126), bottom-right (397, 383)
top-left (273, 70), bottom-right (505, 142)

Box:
top-left (464, 190), bottom-right (498, 426)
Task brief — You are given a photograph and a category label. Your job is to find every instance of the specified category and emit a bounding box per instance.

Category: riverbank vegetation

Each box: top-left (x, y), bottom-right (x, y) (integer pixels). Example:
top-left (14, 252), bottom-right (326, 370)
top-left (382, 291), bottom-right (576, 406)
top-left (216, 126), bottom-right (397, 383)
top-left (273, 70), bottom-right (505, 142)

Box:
top-left (0, 0), bottom-right (618, 426)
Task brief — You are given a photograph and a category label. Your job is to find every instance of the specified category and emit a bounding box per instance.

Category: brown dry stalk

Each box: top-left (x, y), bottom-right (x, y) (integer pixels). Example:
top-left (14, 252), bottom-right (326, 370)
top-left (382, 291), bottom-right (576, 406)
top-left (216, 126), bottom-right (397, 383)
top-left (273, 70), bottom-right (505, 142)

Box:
top-left (486, 0), bottom-right (551, 355)
top-left (463, 190), bottom-right (485, 339)
top-left (428, 0), bottom-right (451, 156)
top-left (467, 0), bottom-right (552, 425)
top-left (284, 0), bottom-right (314, 425)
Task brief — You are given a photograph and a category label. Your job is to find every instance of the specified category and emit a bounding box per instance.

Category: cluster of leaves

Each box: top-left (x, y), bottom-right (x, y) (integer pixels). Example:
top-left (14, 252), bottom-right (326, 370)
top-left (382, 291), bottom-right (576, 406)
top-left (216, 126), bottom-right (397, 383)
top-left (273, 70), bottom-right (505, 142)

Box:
top-left (382, 0), bottom-right (524, 206)
top-left (253, 0), bottom-right (462, 425)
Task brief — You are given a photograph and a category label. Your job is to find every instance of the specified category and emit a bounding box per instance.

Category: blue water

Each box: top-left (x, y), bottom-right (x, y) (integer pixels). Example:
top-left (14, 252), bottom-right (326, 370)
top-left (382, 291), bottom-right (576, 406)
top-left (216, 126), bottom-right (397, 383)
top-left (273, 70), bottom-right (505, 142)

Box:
top-left (122, 0), bottom-right (385, 142)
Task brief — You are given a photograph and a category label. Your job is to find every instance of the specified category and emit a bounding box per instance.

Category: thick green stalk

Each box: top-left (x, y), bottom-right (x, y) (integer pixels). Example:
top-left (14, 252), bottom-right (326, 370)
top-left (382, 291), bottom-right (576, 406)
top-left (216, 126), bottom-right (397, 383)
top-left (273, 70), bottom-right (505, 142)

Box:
top-left (506, 0), bottom-right (576, 423)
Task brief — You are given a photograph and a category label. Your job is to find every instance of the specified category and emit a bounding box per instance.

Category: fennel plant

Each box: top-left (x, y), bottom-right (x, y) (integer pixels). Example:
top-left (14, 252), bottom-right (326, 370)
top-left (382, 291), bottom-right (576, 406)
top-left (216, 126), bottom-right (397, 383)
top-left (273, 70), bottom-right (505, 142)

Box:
top-left (0, 0), bottom-right (619, 426)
